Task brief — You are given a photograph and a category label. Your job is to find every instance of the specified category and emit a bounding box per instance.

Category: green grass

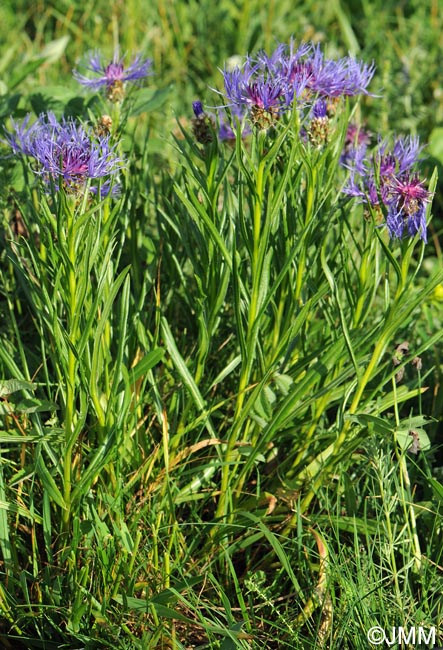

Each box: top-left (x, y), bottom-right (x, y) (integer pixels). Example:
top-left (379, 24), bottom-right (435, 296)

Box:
top-left (0, 1), bottom-right (443, 648)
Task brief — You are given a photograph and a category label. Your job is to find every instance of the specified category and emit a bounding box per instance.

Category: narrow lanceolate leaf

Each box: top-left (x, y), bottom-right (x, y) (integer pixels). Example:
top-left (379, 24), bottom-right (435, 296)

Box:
top-left (161, 317), bottom-right (216, 437)
top-left (128, 348), bottom-right (165, 384)
top-left (0, 465), bottom-right (12, 569)
top-left (71, 432), bottom-right (117, 507)
top-left (35, 454), bottom-right (66, 510)
top-left (129, 85), bottom-right (173, 116)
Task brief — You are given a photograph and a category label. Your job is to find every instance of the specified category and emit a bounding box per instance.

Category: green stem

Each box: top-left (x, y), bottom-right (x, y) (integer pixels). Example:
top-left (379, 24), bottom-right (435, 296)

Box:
top-left (62, 202), bottom-right (78, 532)
top-left (215, 151), bottom-right (266, 521)
top-left (378, 470), bottom-right (402, 605)
top-left (295, 166), bottom-right (316, 302)
top-left (391, 377), bottom-right (422, 571)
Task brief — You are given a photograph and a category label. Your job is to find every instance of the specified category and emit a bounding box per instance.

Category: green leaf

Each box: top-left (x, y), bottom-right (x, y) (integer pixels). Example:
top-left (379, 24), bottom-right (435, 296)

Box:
top-left (129, 85), bottom-right (173, 116)
top-left (71, 432), bottom-right (117, 507)
top-left (29, 86), bottom-right (84, 116)
top-left (161, 317), bottom-right (216, 437)
top-left (0, 92), bottom-right (20, 119)
top-left (273, 373), bottom-right (293, 396)
top-left (39, 36), bottom-right (70, 63)
top-left (428, 478), bottom-right (443, 503)
top-left (0, 379), bottom-right (36, 397)
top-left (150, 576), bottom-right (204, 605)
top-left (0, 467), bottom-right (12, 569)
top-left (129, 348), bottom-right (165, 383)
top-left (8, 57), bottom-right (46, 90)
top-left (347, 413), bottom-right (393, 436)
top-left (35, 455), bottom-right (66, 510)
top-left (13, 398), bottom-right (57, 414)
top-left (395, 428), bottom-right (431, 452)
top-left (209, 355), bottom-right (241, 390)
top-left (0, 432), bottom-right (41, 443)
top-left (428, 127), bottom-right (443, 165)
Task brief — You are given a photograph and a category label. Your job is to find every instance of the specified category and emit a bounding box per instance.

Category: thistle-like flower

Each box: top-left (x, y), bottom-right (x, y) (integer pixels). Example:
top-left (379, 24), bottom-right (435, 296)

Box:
top-left (342, 134), bottom-right (432, 242)
top-left (304, 45), bottom-right (376, 98)
top-left (5, 112), bottom-right (124, 197)
top-left (376, 135), bottom-right (422, 177)
top-left (385, 173), bottom-right (431, 241)
top-left (216, 39), bottom-right (374, 131)
top-left (73, 49), bottom-right (152, 102)
top-left (221, 62), bottom-right (306, 129)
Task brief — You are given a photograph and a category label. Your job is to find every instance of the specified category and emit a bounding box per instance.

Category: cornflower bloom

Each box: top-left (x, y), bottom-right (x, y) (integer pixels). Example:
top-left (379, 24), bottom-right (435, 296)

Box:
top-left (73, 49), bottom-right (152, 102)
top-left (342, 134), bottom-right (432, 242)
top-left (222, 64), bottom-right (282, 129)
top-left (376, 134), bottom-right (422, 176)
top-left (217, 39), bottom-right (375, 132)
top-left (385, 173), bottom-right (431, 241)
top-left (303, 45), bottom-right (375, 98)
top-left (252, 41), bottom-right (375, 103)
top-left (221, 61), bottom-right (308, 129)
top-left (264, 39), bottom-right (312, 86)
top-left (5, 112), bottom-right (124, 197)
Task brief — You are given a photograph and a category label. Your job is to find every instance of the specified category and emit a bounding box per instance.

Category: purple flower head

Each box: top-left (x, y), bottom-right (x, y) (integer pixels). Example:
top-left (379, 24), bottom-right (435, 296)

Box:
top-left (222, 65), bottom-right (287, 129)
top-left (342, 134), bottom-right (432, 242)
top-left (345, 122), bottom-right (372, 149)
top-left (216, 39), bottom-right (375, 133)
top-left (372, 135), bottom-right (422, 183)
top-left (338, 56), bottom-right (376, 97)
top-left (385, 173), bottom-right (432, 242)
top-left (221, 58), bottom-right (308, 130)
top-left (4, 115), bottom-right (38, 156)
top-left (304, 45), bottom-right (376, 98)
top-left (276, 39), bottom-right (312, 85)
top-left (391, 135), bottom-right (422, 173)
top-left (73, 49), bottom-right (152, 102)
top-left (252, 43), bottom-right (288, 71)
top-left (247, 77), bottom-right (285, 113)
top-left (5, 112), bottom-right (124, 197)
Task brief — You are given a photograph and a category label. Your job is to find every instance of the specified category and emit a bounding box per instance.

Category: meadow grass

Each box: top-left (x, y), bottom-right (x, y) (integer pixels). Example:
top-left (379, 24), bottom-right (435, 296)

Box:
top-left (0, 1), bottom-right (443, 649)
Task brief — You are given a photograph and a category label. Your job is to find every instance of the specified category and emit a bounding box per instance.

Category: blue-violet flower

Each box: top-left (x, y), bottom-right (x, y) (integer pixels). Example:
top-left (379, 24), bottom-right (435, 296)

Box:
top-left (73, 49), bottom-right (152, 102)
top-left (5, 112), bottom-right (124, 197)
top-left (342, 134), bottom-right (432, 242)
top-left (217, 39), bottom-right (375, 130)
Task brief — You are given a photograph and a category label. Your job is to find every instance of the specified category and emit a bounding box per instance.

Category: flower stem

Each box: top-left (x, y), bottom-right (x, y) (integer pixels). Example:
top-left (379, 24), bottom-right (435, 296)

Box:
top-left (216, 149), bottom-right (266, 521)
top-left (295, 165), bottom-right (316, 302)
top-left (62, 201), bottom-right (78, 533)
